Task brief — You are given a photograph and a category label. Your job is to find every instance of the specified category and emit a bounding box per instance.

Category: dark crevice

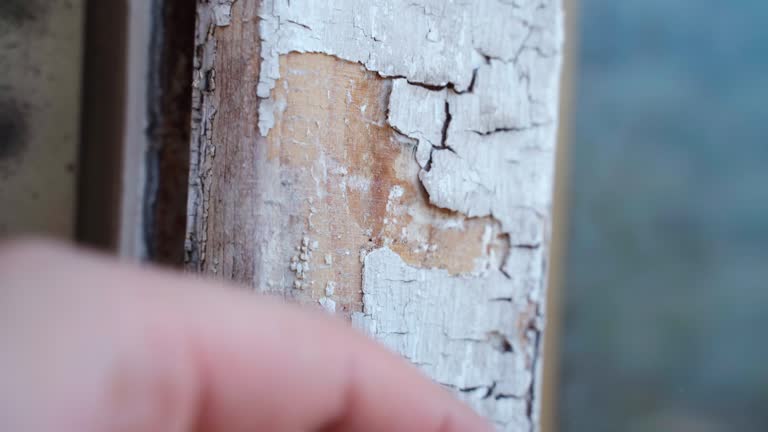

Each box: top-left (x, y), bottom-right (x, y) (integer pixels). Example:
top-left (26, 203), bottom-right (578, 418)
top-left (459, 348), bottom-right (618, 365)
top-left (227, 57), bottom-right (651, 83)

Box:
top-left (388, 76), bottom-right (450, 92)
top-left (487, 331), bottom-right (514, 353)
top-left (495, 393), bottom-right (525, 401)
top-left (439, 100), bottom-right (452, 150)
top-left (513, 243), bottom-right (541, 250)
top-left (285, 19), bottom-right (311, 30)
top-left (388, 74), bottom-right (476, 95)
top-left (490, 297), bottom-right (513, 302)
top-left (423, 100), bottom-right (455, 172)
top-left (483, 381), bottom-right (497, 399)
top-left (458, 386), bottom-right (484, 393)
top-left (497, 232), bottom-right (512, 279)
top-left (466, 68), bottom-right (478, 93)
top-left (471, 126), bottom-right (530, 136)
top-left (525, 320), bottom-right (543, 431)
top-left (475, 47), bottom-right (507, 65)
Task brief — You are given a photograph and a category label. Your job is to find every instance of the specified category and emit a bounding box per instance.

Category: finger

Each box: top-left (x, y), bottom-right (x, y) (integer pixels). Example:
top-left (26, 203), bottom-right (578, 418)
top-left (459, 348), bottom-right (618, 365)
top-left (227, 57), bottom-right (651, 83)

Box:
top-left (0, 240), bottom-right (493, 432)
top-left (175, 283), bottom-right (490, 432)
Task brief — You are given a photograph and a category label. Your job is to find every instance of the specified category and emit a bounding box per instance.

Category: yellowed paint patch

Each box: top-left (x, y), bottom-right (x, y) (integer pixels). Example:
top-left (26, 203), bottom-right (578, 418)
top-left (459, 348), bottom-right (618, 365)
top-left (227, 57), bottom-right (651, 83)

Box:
top-left (266, 53), bottom-right (509, 312)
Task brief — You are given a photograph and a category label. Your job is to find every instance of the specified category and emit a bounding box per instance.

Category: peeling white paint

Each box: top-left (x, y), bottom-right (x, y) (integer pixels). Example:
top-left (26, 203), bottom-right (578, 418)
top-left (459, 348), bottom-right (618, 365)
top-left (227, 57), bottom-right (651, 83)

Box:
top-left (289, 235), bottom-right (317, 289)
top-left (212, 1), bottom-right (235, 27)
top-left (419, 128), bottom-right (554, 243)
top-left (258, 0), bottom-right (479, 111)
top-left (319, 296), bottom-right (337, 314)
top-left (254, 1), bottom-right (563, 430)
top-left (354, 248), bottom-right (541, 430)
top-left (388, 78), bottom-right (446, 167)
top-left (325, 281), bottom-right (336, 296)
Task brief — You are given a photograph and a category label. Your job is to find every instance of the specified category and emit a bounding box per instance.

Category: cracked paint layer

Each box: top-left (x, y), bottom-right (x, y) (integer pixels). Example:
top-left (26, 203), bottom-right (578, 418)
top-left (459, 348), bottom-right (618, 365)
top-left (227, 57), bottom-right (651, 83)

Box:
top-left (257, 0), bottom-right (562, 245)
top-left (186, 0), bottom-right (264, 284)
top-left (189, 0), bottom-right (563, 430)
top-left (256, 53), bottom-right (511, 313)
top-left (353, 248), bottom-right (544, 431)
top-left (256, 2), bottom-right (562, 430)
top-left (257, 0), bottom-right (562, 137)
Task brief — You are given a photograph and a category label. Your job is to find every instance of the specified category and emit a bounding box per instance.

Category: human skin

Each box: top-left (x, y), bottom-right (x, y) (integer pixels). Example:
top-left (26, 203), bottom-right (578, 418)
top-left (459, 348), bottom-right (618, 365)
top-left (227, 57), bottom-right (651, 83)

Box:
top-left (0, 239), bottom-right (492, 432)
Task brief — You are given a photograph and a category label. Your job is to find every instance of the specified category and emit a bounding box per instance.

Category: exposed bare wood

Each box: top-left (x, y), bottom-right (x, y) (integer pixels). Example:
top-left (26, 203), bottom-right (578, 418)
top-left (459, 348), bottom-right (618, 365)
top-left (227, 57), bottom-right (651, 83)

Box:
top-left (187, 1), bottom-right (563, 430)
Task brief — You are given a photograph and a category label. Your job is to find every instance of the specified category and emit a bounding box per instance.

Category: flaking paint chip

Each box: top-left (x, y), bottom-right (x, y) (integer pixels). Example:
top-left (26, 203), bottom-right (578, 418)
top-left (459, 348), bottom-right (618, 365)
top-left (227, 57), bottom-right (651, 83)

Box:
top-left (318, 297), bottom-right (336, 314)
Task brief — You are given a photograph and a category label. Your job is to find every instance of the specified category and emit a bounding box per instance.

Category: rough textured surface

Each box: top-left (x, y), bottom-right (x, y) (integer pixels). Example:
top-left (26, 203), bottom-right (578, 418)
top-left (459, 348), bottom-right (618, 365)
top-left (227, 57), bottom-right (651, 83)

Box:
top-left (353, 248), bottom-right (544, 431)
top-left (264, 53), bottom-right (514, 312)
top-left (186, 0), bottom-right (263, 286)
top-left (189, 48), bottom-right (510, 310)
top-left (187, 1), bottom-right (562, 430)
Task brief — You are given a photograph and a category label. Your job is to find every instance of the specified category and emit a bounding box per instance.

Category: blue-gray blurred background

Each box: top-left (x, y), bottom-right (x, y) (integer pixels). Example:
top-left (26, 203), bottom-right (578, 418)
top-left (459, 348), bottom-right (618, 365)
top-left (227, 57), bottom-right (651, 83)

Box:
top-left (560, 1), bottom-right (768, 431)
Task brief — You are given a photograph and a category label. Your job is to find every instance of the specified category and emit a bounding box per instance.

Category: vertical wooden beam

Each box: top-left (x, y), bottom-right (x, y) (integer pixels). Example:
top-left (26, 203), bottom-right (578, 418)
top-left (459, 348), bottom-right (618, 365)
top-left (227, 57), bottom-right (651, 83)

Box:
top-left (186, 1), bottom-right (263, 282)
top-left (187, 1), bottom-right (564, 430)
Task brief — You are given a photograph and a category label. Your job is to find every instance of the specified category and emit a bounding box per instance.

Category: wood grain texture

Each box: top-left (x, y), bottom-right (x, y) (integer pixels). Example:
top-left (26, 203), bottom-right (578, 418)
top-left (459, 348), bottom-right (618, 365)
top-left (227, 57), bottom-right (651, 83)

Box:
top-left (186, 0), bottom-right (262, 285)
top-left (186, 1), bottom-right (563, 430)
top-left (188, 34), bottom-right (508, 310)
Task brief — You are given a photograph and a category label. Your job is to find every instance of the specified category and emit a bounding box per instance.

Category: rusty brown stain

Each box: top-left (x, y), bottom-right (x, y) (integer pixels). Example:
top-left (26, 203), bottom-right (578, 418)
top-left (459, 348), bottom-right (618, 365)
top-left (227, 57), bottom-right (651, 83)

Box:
top-left (266, 53), bottom-right (509, 313)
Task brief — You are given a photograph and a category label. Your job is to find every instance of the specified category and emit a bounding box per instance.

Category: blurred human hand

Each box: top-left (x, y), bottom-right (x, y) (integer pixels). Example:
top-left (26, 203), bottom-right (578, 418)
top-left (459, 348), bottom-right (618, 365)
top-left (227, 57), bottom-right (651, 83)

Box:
top-left (0, 239), bottom-right (491, 432)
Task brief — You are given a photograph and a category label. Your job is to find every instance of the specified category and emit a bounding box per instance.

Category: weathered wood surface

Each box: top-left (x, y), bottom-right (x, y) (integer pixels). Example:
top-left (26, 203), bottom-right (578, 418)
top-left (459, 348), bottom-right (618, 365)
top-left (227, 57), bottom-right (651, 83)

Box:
top-left (186, 1), bottom-right (563, 430)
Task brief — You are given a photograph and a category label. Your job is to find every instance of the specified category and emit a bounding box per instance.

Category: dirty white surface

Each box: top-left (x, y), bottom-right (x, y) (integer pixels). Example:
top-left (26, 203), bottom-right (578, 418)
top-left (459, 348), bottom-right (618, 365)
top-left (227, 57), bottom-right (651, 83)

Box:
top-left (353, 248), bottom-right (541, 430)
top-left (194, 1), bottom-right (563, 430)
top-left (259, 1), bottom-right (563, 430)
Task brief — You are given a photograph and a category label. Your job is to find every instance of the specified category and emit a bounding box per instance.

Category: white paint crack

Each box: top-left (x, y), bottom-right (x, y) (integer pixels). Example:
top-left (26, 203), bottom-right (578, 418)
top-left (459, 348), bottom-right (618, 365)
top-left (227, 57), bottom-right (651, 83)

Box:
top-left (257, 1), bottom-right (563, 430)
